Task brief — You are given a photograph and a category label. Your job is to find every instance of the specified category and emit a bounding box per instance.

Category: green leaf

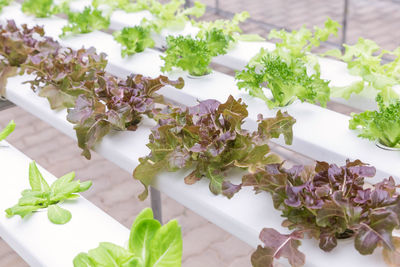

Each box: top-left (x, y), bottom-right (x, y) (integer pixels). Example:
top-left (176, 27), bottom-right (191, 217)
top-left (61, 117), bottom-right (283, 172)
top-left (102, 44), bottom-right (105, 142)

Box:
top-left (148, 220), bottom-right (183, 267)
top-left (47, 204), bottom-right (72, 224)
top-left (130, 219), bottom-right (161, 265)
top-left (133, 158), bottom-right (168, 201)
top-left (195, 11), bottom-right (264, 43)
top-left (206, 167), bottom-right (224, 195)
top-left (73, 253), bottom-right (96, 267)
top-left (330, 81), bottom-right (365, 99)
top-left (0, 120), bottom-right (15, 141)
top-left (113, 26), bottom-right (155, 57)
top-left (88, 242), bottom-right (137, 267)
top-left (161, 29), bottom-right (232, 76)
top-left (29, 161), bottom-right (50, 192)
top-left (38, 84), bottom-right (76, 110)
top-left (50, 171), bottom-right (75, 194)
top-left (130, 208), bottom-right (154, 235)
top-left (349, 94), bottom-right (400, 148)
top-left (257, 110), bottom-right (296, 145)
top-left (0, 0), bottom-right (13, 12)
top-left (21, 0), bottom-right (63, 18)
top-left (5, 204), bottom-right (41, 218)
top-left (61, 6), bottom-right (110, 37)
top-left (78, 181), bottom-right (93, 192)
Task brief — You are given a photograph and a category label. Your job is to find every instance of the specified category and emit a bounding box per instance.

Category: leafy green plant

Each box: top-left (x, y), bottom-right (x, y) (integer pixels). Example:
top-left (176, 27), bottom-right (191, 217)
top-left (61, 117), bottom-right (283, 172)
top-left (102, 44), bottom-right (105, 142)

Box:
top-left (6, 161), bottom-right (92, 224)
top-left (236, 53), bottom-right (330, 108)
top-left (61, 6), bottom-right (111, 37)
top-left (349, 94), bottom-right (400, 148)
top-left (145, 0), bottom-right (205, 33)
top-left (0, 0), bottom-right (13, 12)
top-left (133, 95), bottom-right (295, 200)
top-left (236, 18), bottom-right (339, 108)
top-left (195, 11), bottom-right (264, 43)
top-left (21, 0), bottom-right (68, 18)
top-left (73, 207), bottom-right (183, 267)
top-left (113, 26), bottom-right (155, 57)
top-left (325, 38), bottom-right (400, 103)
top-left (243, 160), bottom-right (400, 267)
top-left (95, 0), bottom-right (205, 32)
top-left (161, 28), bottom-right (233, 76)
top-left (0, 120), bottom-right (15, 141)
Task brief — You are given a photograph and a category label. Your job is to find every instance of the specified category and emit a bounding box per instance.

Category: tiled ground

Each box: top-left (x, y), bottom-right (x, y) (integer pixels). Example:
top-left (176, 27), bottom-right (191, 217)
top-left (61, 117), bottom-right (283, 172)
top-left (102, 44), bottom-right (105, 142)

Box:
top-left (1, 0), bottom-right (399, 266)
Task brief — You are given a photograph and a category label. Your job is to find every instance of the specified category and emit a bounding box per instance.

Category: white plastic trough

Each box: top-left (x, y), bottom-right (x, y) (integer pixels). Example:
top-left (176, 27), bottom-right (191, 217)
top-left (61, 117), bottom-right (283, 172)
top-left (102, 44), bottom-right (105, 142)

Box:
top-left (0, 141), bottom-right (130, 267)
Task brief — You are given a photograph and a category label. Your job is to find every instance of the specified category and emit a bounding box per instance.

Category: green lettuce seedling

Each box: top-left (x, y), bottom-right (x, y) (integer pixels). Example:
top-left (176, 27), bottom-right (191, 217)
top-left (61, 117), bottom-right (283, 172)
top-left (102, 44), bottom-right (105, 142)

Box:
top-left (350, 94), bottom-right (400, 148)
top-left (325, 38), bottom-right (400, 103)
top-left (73, 208), bottom-right (183, 267)
top-left (195, 11), bottom-right (264, 44)
top-left (0, 120), bottom-right (15, 141)
top-left (21, 0), bottom-right (68, 18)
top-left (161, 28), bottom-right (233, 76)
top-left (5, 161), bottom-right (92, 224)
top-left (0, 0), bottom-right (13, 12)
top-left (61, 6), bottom-right (110, 37)
top-left (236, 18), bottom-right (339, 108)
top-left (113, 26), bottom-right (155, 57)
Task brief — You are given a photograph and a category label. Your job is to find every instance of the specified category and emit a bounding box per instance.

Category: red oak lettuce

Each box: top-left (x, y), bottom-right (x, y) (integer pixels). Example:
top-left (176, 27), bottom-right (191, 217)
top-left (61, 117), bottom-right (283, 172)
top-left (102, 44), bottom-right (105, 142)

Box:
top-left (243, 160), bottom-right (400, 266)
top-left (133, 95), bottom-right (295, 200)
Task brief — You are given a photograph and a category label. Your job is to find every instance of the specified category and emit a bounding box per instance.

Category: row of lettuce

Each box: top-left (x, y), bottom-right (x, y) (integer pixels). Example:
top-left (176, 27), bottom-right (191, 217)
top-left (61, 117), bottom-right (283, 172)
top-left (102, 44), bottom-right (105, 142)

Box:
top-left (0, 0), bottom-right (398, 150)
top-left (1, 19), bottom-right (400, 267)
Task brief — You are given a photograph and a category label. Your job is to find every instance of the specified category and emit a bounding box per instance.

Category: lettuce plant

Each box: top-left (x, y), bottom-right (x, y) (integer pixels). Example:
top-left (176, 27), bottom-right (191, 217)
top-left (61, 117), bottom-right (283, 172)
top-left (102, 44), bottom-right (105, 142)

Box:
top-left (94, 0), bottom-right (205, 29)
top-left (21, 0), bottom-right (68, 18)
top-left (350, 94), bottom-right (400, 148)
top-left (23, 46), bottom-right (108, 110)
top-left (73, 208), bottom-right (182, 267)
top-left (325, 38), bottom-right (400, 103)
top-left (66, 74), bottom-right (184, 159)
top-left (113, 26), bottom-right (155, 57)
top-left (145, 0), bottom-right (205, 33)
top-left (236, 53), bottom-right (330, 108)
top-left (0, 0), bottom-right (13, 12)
top-left (61, 6), bottom-right (111, 37)
top-left (236, 18), bottom-right (339, 108)
top-left (0, 120), bottom-right (15, 141)
top-left (6, 161), bottom-right (92, 224)
top-left (195, 11), bottom-right (264, 43)
top-left (0, 20), bottom-right (48, 96)
top-left (161, 28), bottom-right (233, 76)
top-left (243, 160), bottom-right (400, 267)
top-left (133, 95), bottom-right (295, 200)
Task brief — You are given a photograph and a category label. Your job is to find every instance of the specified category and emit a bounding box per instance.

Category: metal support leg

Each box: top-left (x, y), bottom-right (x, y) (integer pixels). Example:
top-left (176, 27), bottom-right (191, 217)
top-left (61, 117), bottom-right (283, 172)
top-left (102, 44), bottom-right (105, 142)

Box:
top-left (215, 0), bottom-right (220, 14)
top-left (341, 0), bottom-right (349, 52)
top-left (150, 186), bottom-right (162, 224)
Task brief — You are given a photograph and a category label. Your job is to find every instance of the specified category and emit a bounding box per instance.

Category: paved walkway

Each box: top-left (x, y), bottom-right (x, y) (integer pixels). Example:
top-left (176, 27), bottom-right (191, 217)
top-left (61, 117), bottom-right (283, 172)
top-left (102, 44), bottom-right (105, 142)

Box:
top-left (1, 0), bottom-right (399, 266)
